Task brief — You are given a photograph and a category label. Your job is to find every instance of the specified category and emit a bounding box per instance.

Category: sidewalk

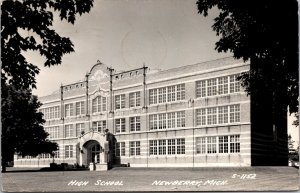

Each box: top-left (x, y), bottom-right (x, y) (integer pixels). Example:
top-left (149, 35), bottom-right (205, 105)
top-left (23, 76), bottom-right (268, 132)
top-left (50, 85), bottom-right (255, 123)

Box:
top-left (1, 167), bottom-right (299, 192)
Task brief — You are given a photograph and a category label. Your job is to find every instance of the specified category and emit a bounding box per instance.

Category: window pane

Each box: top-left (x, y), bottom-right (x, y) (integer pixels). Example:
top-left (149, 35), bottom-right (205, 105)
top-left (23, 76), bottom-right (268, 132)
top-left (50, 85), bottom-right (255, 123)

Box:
top-left (196, 80), bottom-right (206, 98)
top-left (176, 138), bottom-right (185, 154)
top-left (196, 137), bottom-right (206, 154)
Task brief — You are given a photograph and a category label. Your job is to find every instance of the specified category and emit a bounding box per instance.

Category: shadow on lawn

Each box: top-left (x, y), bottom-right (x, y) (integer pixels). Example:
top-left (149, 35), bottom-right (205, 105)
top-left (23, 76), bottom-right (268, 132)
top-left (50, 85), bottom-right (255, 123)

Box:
top-left (4, 167), bottom-right (88, 173)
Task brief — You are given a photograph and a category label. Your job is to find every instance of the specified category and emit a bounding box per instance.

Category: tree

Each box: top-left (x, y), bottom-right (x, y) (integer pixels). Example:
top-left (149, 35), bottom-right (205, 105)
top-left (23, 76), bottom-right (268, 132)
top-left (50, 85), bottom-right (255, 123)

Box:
top-left (1, 84), bottom-right (58, 172)
top-left (288, 134), bottom-right (295, 150)
top-left (196, 0), bottom-right (298, 114)
top-left (1, 0), bottom-right (94, 171)
top-left (196, 0), bottom-right (298, 165)
top-left (293, 112), bottom-right (299, 126)
top-left (287, 134), bottom-right (298, 162)
top-left (1, 0), bottom-right (94, 89)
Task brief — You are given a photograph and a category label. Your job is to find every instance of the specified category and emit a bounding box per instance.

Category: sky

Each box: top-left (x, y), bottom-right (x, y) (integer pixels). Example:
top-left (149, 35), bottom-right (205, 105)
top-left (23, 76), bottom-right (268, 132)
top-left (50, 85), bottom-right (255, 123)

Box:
top-left (27, 0), bottom-right (229, 96)
top-left (24, 0), bottom-right (298, 145)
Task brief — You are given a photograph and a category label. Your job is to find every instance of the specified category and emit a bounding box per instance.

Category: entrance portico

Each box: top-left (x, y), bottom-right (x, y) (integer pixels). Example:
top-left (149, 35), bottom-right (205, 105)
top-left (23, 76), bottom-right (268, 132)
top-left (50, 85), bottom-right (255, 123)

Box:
top-left (78, 131), bottom-right (109, 171)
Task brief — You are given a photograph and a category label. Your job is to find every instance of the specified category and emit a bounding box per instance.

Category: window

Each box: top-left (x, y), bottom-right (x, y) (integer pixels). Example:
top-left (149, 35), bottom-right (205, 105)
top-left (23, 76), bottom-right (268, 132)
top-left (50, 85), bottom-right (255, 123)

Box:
top-left (176, 138), bottom-right (185, 154)
top-left (40, 154), bottom-right (50, 159)
top-left (41, 106), bottom-right (60, 119)
top-left (230, 104), bottom-right (240, 123)
top-left (230, 135), bottom-right (240, 153)
top-left (207, 107), bottom-right (217, 125)
top-left (176, 111), bottom-right (185, 127)
top-left (149, 90), bottom-right (154, 105)
top-left (167, 139), bottom-right (176, 155)
top-left (149, 140), bottom-right (158, 155)
top-left (130, 117), bottom-right (140, 132)
top-left (115, 94), bottom-right (126, 109)
top-left (51, 107), bottom-right (56, 119)
top-left (207, 78), bottom-right (217, 96)
top-left (92, 97), bottom-right (97, 113)
top-left (230, 74), bottom-right (240, 93)
top-left (177, 84), bottom-right (185, 100)
top-left (65, 145), bottom-right (73, 158)
top-left (158, 114), bottom-right (166, 129)
top-left (219, 136), bottom-right (229, 153)
top-left (218, 76), bottom-right (228, 95)
top-left (167, 112), bottom-right (176, 128)
top-left (120, 142), bottom-right (126, 156)
top-left (76, 123), bottom-right (85, 136)
top-left (54, 150), bottom-right (60, 158)
top-left (116, 142), bottom-right (125, 156)
top-left (162, 114), bottom-right (167, 129)
top-left (65, 103), bottom-right (74, 117)
top-left (45, 126), bottom-right (59, 139)
top-left (152, 114), bottom-right (157, 130)
top-left (26, 155), bottom-right (33, 159)
top-left (129, 92), bottom-right (141, 108)
top-left (149, 111), bottom-right (185, 130)
top-left (149, 89), bottom-right (157, 105)
top-left (102, 97), bottom-right (107, 111)
top-left (150, 138), bottom-right (186, 156)
top-left (149, 114), bottom-right (157, 130)
top-left (167, 86), bottom-right (176, 102)
top-left (207, 137), bottom-right (217, 154)
top-left (129, 141), bottom-right (140, 156)
top-left (91, 144), bottom-right (101, 163)
top-left (197, 135), bottom-right (240, 154)
top-left (64, 124), bottom-right (74, 138)
top-left (45, 108), bottom-right (49, 119)
top-left (76, 101), bottom-right (85, 115)
top-left (157, 114), bottom-right (162, 129)
top-left (54, 106), bottom-right (60, 118)
top-left (48, 107), bottom-right (53, 119)
top-left (158, 88), bottom-right (166, 103)
top-left (196, 108), bottom-right (206, 126)
top-left (149, 84), bottom-right (185, 105)
top-left (196, 137), bottom-right (206, 154)
top-left (54, 126), bottom-right (59, 139)
top-left (97, 97), bottom-right (101, 112)
top-left (196, 74), bottom-right (241, 98)
top-left (218, 106), bottom-right (228, 124)
top-left (158, 140), bottom-right (166, 155)
top-left (92, 121), bottom-right (106, 133)
top-left (115, 118), bottom-right (126, 133)
top-left (92, 96), bottom-right (107, 113)
top-left (196, 80), bottom-right (206, 98)
top-left (162, 87), bottom-right (167, 102)
top-left (196, 105), bottom-right (240, 126)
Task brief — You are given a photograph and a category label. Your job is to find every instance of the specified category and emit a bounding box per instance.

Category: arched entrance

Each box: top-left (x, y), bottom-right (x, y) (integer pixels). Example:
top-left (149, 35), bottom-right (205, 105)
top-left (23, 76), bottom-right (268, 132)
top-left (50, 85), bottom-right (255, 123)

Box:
top-left (78, 131), bottom-right (111, 171)
top-left (81, 140), bottom-right (103, 166)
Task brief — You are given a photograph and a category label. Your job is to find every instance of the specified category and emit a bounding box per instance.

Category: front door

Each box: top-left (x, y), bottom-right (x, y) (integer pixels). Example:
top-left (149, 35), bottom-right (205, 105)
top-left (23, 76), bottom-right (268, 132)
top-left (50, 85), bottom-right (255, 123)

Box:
top-left (91, 144), bottom-right (101, 163)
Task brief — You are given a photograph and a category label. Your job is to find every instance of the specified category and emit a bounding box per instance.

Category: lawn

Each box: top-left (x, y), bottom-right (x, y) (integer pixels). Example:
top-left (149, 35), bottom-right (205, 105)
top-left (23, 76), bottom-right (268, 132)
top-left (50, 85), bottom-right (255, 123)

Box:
top-left (1, 167), bottom-right (299, 192)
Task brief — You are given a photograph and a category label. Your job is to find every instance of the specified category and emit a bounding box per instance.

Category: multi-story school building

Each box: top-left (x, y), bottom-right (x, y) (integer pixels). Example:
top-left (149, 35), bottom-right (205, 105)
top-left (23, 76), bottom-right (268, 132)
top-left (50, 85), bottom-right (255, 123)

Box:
top-left (14, 57), bottom-right (253, 169)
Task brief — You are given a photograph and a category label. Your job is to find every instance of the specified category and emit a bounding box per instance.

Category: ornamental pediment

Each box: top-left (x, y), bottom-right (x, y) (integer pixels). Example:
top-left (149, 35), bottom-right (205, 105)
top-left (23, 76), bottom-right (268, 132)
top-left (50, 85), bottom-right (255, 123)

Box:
top-left (89, 69), bottom-right (109, 82)
top-left (88, 61), bottom-right (110, 91)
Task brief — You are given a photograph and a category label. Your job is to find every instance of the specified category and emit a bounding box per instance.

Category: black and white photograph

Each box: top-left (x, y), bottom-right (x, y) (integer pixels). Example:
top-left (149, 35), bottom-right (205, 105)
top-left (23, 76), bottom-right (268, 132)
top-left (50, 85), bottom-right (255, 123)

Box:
top-left (1, 0), bottom-right (299, 192)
